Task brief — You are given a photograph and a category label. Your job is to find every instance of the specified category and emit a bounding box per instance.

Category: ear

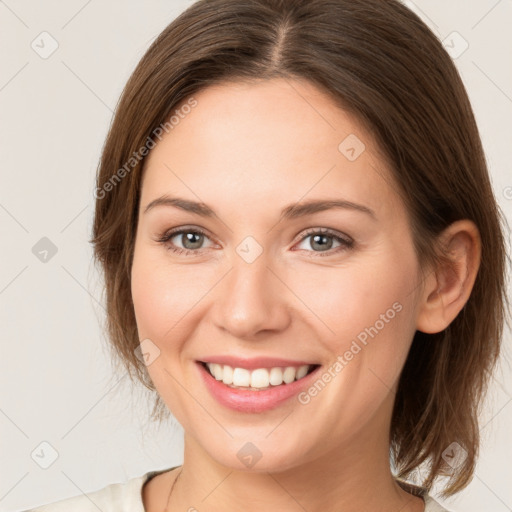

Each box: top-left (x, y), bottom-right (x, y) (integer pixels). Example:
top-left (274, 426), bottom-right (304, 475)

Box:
top-left (416, 220), bottom-right (481, 334)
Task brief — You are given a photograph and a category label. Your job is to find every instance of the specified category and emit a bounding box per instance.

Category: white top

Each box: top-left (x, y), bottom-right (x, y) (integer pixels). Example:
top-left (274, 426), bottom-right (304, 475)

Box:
top-left (23, 467), bottom-right (452, 511)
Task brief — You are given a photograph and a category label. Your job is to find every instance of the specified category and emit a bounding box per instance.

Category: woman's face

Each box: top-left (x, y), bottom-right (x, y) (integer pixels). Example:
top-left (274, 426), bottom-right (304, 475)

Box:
top-left (131, 78), bottom-right (426, 471)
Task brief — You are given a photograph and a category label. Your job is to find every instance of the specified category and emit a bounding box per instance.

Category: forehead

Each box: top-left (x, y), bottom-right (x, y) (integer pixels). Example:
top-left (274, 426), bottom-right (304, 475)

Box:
top-left (140, 78), bottom-right (403, 223)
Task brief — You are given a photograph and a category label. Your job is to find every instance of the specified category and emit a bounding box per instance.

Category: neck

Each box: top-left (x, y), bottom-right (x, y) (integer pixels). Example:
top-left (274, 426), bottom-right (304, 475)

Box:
top-left (170, 417), bottom-right (423, 512)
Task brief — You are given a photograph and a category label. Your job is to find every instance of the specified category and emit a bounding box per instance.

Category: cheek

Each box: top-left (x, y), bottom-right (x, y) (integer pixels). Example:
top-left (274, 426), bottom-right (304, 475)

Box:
top-left (292, 256), bottom-right (419, 437)
top-left (131, 246), bottom-right (208, 340)
top-left (130, 247), bottom-right (199, 418)
top-left (131, 261), bottom-right (168, 339)
top-left (289, 245), bottom-right (420, 397)
top-left (331, 251), bottom-right (419, 386)
top-left (293, 249), bottom-right (416, 338)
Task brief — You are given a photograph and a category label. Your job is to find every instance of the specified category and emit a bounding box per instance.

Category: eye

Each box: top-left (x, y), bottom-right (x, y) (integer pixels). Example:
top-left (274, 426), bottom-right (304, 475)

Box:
top-left (156, 226), bottom-right (354, 257)
top-left (156, 226), bottom-right (215, 256)
top-left (293, 227), bottom-right (354, 257)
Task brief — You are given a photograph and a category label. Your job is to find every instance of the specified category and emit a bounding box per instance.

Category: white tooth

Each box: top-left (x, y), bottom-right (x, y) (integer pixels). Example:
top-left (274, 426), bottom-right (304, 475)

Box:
top-left (282, 366), bottom-right (297, 384)
top-left (296, 365), bottom-right (309, 380)
top-left (207, 362), bottom-right (310, 388)
top-left (269, 367), bottom-right (284, 386)
top-left (232, 367), bottom-right (251, 387)
top-left (212, 363), bottom-right (223, 380)
top-left (222, 365), bottom-right (233, 385)
top-left (250, 368), bottom-right (270, 388)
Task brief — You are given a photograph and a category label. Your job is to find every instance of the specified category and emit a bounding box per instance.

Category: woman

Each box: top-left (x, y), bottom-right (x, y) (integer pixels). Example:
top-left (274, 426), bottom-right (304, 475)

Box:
top-left (26, 0), bottom-right (509, 510)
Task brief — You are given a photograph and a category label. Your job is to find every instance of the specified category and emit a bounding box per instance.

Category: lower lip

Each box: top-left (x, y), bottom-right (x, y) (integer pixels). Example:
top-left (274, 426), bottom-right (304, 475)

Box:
top-left (196, 362), bottom-right (321, 413)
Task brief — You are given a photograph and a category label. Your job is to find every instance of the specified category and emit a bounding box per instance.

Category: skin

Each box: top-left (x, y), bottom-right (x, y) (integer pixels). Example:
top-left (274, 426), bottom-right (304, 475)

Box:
top-left (131, 78), bottom-right (481, 512)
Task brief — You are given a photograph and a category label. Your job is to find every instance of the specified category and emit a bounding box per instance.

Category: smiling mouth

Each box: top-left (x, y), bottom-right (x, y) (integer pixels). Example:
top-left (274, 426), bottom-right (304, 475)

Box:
top-left (199, 361), bottom-right (320, 391)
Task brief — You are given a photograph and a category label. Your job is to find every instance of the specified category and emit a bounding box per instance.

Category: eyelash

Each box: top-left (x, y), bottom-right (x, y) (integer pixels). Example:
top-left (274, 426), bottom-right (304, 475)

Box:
top-left (156, 226), bottom-right (354, 258)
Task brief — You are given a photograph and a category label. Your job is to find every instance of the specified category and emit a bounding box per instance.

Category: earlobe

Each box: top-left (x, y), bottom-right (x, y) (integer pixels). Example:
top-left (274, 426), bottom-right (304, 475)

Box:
top-left (415, 220), bottom-right (481, 334)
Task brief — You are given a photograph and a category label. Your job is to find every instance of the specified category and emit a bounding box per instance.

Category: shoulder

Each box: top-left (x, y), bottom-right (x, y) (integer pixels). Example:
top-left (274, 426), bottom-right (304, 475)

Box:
top-left (21, 475), bottom-right (147, 512)
top-left (395, 477), bottom-right (454, 512)
top-left (21, 468), bottom-right (176, 512)
top-left (423, 494), bottom-right (454, 512)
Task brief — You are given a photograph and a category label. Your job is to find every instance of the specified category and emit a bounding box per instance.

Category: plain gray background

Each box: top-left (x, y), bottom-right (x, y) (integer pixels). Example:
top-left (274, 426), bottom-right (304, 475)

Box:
top-left (1, 1), bottom-right (511, 511)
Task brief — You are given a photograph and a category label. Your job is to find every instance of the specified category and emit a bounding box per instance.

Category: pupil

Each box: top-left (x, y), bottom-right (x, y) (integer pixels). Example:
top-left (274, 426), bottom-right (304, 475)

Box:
top-left (312, 234), bottom-right (332, 251)
top-left (183, 232), bottom-right (203, 249)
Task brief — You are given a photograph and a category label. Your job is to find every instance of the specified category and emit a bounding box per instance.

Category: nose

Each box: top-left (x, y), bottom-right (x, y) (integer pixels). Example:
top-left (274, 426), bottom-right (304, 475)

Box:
top-left (211, 250), bottom-right (291, 340)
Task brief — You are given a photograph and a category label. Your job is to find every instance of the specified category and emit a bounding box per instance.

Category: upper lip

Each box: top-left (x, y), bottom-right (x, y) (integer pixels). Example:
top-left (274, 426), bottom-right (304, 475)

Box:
top-left (198, 355), bottom-right (319, 370)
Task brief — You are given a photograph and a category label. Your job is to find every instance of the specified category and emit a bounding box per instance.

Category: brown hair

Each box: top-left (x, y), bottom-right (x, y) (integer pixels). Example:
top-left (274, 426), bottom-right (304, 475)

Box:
top-left (90, 0), bottom-right (510, 498)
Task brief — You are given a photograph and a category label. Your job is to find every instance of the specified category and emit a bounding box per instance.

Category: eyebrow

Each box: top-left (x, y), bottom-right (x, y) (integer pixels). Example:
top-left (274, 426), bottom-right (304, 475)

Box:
top-left (143, 195), bottom-right (377, 221)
